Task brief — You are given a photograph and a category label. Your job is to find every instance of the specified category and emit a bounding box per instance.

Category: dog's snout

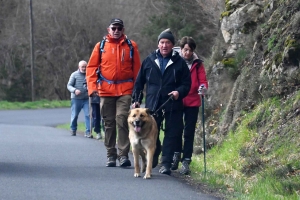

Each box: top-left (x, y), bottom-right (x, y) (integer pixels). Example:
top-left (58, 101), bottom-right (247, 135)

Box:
top-left (134, 119), bottom-right (140, 126)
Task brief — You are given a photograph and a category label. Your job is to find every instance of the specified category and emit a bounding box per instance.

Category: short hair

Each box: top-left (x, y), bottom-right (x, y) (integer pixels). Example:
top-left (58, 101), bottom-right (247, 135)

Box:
top-left (78, 60), bottom-right (87, 67)
top-left (179, 36), bottom-right (196, 51)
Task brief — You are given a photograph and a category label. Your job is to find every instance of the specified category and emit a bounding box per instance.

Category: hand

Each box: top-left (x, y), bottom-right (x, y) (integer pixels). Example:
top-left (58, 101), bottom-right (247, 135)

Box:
top-left (131, 102), bottom-right (140, 109)
top-left (168, 91), bottom-right (179, 100)
top-left (198, 84), bottom-right (207, 95)
top-left (75, 89), bottom-right (81, 95)
top-left (91, 91), bottom-right (98, 97)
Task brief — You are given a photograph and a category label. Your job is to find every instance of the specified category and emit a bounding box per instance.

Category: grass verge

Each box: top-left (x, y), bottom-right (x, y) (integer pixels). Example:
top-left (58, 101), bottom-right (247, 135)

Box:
top-left (189, 91), bottom-right (300, 199)
top-left (0, 100), bottom-right (70, 110)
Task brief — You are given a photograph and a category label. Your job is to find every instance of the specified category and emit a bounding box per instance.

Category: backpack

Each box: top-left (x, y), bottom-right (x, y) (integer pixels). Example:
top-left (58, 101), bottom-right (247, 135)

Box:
top-left (96, 38), bottom-right (134, 84)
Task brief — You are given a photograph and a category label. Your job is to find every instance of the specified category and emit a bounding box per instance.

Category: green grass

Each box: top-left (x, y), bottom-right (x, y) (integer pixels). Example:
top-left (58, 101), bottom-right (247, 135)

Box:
top-left (0, 99), bottom-right (70, 110)
top-left (188, 93), bottom-right (300, 199)
top-left (56, 123), bottom-right (86, 132)
top-left (56, 122), bottom-right (93, 136)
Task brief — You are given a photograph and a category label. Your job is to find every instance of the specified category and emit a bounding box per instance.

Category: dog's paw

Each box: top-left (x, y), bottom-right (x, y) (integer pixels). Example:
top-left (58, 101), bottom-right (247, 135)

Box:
top-left (143, 174), bottom-right (151, 179)
top-left (134, 173), bottom-right (140, 178)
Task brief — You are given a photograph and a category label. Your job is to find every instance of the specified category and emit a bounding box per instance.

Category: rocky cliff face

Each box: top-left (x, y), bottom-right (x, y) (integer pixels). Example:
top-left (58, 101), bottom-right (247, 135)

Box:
top-left (195, 0), bottom-right (300, 149)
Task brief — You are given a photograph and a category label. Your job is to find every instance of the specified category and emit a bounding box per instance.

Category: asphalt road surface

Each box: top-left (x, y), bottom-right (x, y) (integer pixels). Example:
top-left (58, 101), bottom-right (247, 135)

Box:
top-left (0, 108), bottom-right (220, 200)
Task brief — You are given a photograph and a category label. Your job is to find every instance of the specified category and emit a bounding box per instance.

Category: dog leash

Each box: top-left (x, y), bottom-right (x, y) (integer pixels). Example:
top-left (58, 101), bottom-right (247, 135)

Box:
top-left (132, 94), bottom-right (174, 131)
top-left (156, 95), bottom-right (174, 132)
top-left (152, 94), bottom-right (174, 116)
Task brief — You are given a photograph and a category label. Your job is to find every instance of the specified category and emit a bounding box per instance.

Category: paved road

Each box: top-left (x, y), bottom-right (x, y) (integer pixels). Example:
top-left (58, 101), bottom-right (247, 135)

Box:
top-left (0, 108), bottom-right (220, 200)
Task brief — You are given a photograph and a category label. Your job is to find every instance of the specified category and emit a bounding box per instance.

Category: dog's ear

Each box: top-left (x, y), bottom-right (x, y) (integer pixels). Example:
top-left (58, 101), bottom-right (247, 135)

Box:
top-left (128, 109), bottom-right (132, 115)
top-left (145, 108), bottom-right (154, 116)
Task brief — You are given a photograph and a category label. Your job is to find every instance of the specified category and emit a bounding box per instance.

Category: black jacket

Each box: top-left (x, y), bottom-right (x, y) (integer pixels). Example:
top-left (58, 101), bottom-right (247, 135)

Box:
top-left (133, 50), bottom-right (191, 112)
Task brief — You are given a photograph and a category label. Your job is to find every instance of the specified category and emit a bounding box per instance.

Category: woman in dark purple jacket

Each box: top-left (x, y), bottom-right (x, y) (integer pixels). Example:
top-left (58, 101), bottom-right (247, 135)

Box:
top-left (172, 36), bottom-right (208, 175)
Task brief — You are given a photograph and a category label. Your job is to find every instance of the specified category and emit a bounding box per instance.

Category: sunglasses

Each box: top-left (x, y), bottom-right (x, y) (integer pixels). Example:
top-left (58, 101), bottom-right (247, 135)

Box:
top-left (111, 27), bottom-right (123, 31)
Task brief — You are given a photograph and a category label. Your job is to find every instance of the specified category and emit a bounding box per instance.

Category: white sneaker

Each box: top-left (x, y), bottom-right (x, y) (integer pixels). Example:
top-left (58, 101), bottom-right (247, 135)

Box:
top-left (85, 133), bottom-right (93, 138)
top-left (96, 133), bottom-right (102, 140)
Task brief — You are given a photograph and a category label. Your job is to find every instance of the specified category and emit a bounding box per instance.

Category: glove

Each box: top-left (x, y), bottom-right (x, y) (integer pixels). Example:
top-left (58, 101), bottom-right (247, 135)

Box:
top-left (198, 84), bottom-right (207, 95)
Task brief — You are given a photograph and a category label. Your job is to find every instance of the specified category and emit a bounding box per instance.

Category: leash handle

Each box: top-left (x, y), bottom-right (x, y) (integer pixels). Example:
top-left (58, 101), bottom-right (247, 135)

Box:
top-left (169, 94), bottom-right (174, 100)
top-left (132, 91), bottom-right (142, 108)
top-left (134, 102), bottom-right (140, 108)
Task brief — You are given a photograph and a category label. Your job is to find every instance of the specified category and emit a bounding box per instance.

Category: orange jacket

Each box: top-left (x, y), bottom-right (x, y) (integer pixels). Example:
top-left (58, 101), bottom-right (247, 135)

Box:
top-left (86, 34), bottom-right (141, 97)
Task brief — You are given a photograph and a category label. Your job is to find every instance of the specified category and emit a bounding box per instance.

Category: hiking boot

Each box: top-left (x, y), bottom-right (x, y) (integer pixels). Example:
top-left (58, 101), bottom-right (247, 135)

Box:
top-left (159, 165), bottom-right (171, 175)
top-left (119, 156), bottom-right (131, 167)
top-left (152, 155), bottom-right (159, 168)
top-left (171, 152), bottom-right (181, 170)
top-left (96, 133), bottom-right (102, 140)
top-left (71, 130), bottom-right (76, 136)
top-left (84, 133), bottom-right (93, 138)
top-left (180, 159), bottom-right (191, 175)
top-left (106, 157), bottom-right (116, 167)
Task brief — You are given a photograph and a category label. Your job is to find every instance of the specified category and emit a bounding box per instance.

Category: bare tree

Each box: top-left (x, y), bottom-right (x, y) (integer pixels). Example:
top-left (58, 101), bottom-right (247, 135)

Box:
top-left (0, 0), bottom-right (221, 101)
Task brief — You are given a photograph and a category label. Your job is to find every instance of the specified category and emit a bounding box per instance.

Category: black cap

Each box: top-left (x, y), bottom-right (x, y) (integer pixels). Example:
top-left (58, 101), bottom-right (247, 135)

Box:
top-left (110, 18), bottom-right (124, 27)
top-left (157, 28), bottom-right (175, 45)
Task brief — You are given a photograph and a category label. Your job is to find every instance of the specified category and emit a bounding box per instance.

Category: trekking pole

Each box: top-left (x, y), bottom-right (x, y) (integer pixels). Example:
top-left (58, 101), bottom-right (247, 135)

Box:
top-left (198, 85), bottom-right (207, 174)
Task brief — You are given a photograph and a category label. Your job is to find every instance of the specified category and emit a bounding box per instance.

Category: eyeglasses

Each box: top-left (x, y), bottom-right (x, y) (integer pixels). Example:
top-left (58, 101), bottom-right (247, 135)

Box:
top-left (111, 27), bottom-right (123, 31)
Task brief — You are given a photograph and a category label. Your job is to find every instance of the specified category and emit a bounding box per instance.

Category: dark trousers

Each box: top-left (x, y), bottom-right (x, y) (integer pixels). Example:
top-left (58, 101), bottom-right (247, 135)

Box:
top-left (91, 103), bottom-right (104, 133)
top-left (174, 106), bottom-right (199, 160)
top-left (154, 109), bottom-right (183, 168)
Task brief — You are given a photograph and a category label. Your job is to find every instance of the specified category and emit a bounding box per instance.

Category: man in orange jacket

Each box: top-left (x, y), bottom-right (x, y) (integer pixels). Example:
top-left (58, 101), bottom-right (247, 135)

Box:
top-left (86, 18), bottom-right (141, 167)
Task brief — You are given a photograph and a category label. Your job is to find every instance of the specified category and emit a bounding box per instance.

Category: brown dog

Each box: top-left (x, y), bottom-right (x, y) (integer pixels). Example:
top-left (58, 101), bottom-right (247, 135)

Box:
top-left (128, 108), bottom-right (158, 179)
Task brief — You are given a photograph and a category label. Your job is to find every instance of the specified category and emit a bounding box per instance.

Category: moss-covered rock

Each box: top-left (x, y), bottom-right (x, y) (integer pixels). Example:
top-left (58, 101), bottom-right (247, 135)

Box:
top-left (274, 53), bottom-right (282, 66)
top-left (225, 0), bottom-right (232, 11)
top-left (221, 58), bottom-right (236, 68)
top-left (285, 35), bottom-right (297, 48)
top-left (221, 10), bottom-right (233, 18)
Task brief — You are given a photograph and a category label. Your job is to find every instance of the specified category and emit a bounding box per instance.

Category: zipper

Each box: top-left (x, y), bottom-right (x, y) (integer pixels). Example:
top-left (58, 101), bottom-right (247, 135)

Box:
top-left (147, 68), bottom-right (152, 82)
top-left (153, 81), bottom-right (162, 112)
top-left (122, 49), bottom-right (125, 65)
top-left (174, 69), bottom-right (176, 83)
top-left (116, 44), bottom-right (119, 96)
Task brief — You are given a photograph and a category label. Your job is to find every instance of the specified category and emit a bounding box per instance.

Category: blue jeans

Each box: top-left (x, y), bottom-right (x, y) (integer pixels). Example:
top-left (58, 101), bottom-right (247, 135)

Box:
top-left (70, 98), bottom-right (90, 133)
